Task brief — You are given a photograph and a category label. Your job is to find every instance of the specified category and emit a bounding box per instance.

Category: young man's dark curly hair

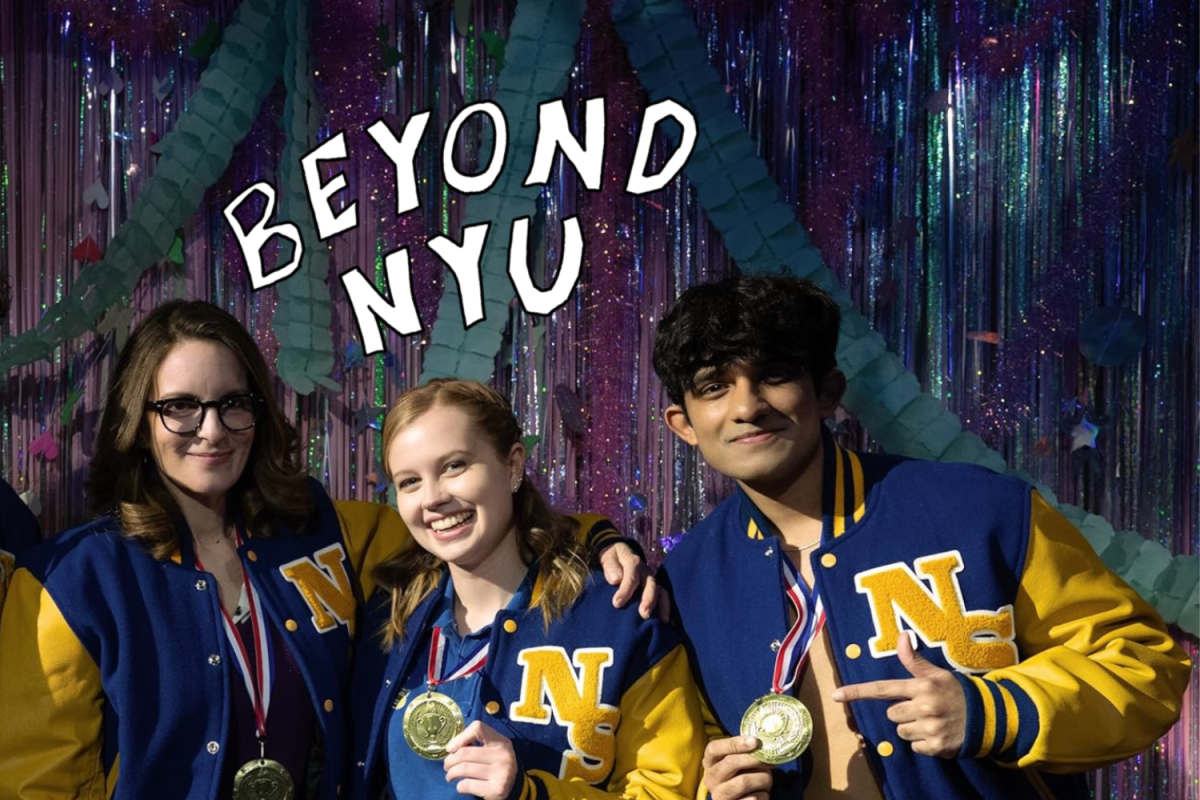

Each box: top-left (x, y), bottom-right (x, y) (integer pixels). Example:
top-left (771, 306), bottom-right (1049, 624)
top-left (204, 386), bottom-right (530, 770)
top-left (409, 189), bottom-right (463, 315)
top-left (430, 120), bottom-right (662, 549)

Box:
top-left (652, 274), bottom-right (842, 406)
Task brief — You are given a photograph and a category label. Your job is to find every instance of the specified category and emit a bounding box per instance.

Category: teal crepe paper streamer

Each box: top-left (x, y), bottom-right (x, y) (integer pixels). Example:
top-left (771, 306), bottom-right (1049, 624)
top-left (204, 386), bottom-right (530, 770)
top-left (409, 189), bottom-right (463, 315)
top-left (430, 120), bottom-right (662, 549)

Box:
top-left (611, 0), bottom-right (1196, 625)
top-left (419, 0), bottom-right (587, 383)
top-left (0, 0), bottom-right (286, 373)
top-left (274, 0), bottom-right (340, 395)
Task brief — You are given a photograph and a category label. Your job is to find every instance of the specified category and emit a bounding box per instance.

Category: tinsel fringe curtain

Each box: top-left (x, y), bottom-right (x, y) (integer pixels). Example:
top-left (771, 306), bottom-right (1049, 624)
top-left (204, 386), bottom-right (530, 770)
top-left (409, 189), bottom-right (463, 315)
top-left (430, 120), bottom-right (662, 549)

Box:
top-left (0, 1), bottom-right (1195, 798)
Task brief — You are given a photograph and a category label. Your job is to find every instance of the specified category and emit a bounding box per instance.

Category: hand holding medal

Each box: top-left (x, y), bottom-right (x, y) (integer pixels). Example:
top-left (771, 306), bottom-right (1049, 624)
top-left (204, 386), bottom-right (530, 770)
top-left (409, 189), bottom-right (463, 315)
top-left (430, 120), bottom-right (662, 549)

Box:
top-left (741, 555), bottom-right (824, 765)
top-left (442, 720), bottom-right (520, 800)
top-left (403, 626), bottom-right (488, 760)
top-left (701, 735), bottom-right (775, 800)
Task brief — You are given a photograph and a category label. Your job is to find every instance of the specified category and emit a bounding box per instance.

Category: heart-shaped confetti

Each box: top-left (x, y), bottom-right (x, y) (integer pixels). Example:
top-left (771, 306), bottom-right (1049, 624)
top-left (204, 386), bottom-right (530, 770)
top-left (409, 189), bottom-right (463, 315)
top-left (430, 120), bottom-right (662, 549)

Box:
top-left (83, 180), bottom-right (110, 210)
top-left (152, 74), bottom-right (174, 103)
top-left (30, 430), bottom-right (58, 461)
top-left (72, 236), bottom-right (103, 263)
top-left (98, 70), bottom-right (124, 96)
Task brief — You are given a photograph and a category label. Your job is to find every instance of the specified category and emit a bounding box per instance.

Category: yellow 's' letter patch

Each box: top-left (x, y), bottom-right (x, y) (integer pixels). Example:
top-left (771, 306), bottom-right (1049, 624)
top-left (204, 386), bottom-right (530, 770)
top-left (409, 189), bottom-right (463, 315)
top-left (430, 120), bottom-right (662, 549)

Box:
top-left (280, 544), bottom-right (355, 634)
top-left (854, 550), bottom-right (1017, 673)
top-left (510, 646), bottom-right (619, 783)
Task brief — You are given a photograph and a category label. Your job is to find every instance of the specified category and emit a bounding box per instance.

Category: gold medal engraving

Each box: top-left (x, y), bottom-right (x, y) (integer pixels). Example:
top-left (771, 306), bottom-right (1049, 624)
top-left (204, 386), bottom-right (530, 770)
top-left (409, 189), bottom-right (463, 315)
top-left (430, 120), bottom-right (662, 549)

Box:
top-left (232, 758), bottom-right (295, 800)
top-left (741, 693), bottom-right (813, 764)
top-left (403, 690), bottom-right (466, 760)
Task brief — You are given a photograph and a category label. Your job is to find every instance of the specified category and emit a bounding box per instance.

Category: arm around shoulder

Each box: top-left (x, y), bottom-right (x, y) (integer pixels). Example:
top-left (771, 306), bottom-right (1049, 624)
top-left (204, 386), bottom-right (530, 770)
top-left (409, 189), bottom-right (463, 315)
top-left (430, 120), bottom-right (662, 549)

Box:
top-left (957, 492), bottom-right (1192, 772)
top-left (336, 499), bottom-right (412, 600)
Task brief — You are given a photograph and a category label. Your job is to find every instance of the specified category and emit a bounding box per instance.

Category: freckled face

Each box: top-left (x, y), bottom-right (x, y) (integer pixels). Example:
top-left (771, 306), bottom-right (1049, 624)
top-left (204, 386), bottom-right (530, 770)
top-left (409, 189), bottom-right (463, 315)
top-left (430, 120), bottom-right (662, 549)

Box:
top-left (147, 339), bottom-right (255, 511)
top-left (387, 404), bottom-right (525, 572)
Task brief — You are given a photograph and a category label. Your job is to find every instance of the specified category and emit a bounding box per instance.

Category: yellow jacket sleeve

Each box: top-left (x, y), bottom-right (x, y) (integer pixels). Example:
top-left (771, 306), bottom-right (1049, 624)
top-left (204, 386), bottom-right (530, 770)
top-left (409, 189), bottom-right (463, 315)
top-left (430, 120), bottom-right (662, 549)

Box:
top-left (572, 514), bottom-right (624, 557)
top-left (335, 500), bottom-right (411, 601)
top-left (515, 644), bottom-right (705, 800)
top-left (692, 692), bottom-right (727, 800)
top-left (0, 567), bottom-right (113, 799)
top-left (0, 548), bottom-right (17, 619)
top-left (956, 492), bottom-right (1192, 771)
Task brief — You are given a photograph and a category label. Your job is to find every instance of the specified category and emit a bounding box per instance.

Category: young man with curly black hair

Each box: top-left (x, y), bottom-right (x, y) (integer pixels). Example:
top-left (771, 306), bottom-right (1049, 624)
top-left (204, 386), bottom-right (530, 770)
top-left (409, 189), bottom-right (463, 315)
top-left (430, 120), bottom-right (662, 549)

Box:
top-left (654, 274), bottom-right (1189, 800)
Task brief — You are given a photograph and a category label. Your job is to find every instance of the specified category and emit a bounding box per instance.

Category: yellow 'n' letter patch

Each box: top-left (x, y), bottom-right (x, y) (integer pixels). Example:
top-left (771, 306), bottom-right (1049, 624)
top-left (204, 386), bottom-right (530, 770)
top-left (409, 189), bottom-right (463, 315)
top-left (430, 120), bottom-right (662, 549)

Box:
top-left (854, 550), bottom-right (1017, 673)
top-left (510, 646), bottom-right (619, 783)
top-left (279, 544), bottom-right (355, 634)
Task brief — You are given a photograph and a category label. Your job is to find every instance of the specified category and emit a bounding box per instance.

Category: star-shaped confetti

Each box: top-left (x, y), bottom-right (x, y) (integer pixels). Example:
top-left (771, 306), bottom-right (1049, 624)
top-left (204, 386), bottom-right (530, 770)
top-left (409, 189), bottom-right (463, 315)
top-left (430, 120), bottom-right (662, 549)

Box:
top-left (97, 304), bottom-right (136, 351)
top-left (1069, 417), bottom-right (1099, 451)
top-left (353, 404), bottom-right (388, 435)
top-left (344, 342), bottom-right (366, 371)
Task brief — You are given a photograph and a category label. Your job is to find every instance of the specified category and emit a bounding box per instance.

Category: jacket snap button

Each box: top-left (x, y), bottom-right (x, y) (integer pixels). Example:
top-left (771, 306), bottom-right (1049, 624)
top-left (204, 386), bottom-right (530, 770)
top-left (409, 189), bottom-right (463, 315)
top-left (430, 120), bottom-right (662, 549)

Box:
top-left (207, 741), bottom-right (220, 755)
top-left (503, 619), bottom-right (518, 634)
top-left (208, 654), bottom-right (221, 666)
top-left (485, 701), bottom-right (501, 715)
top-left (877, 741), bottom-right (894, 757)
top-left (195, 579), bottom-right (207, 591)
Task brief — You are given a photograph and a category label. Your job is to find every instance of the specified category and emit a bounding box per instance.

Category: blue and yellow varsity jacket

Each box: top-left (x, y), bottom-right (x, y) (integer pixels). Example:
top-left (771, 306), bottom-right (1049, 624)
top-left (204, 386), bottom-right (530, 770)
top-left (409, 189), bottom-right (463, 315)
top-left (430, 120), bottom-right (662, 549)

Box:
top-left (349, 568), bottom-right (706, 800)
top-left (660, 430), bottom-right (1190, 800)
top-left (0, 480), bottom-right (404, 800)
top-left (0, 477), bottom-right (40, 616)
top-left (0, 481), bottom-right (627, 800)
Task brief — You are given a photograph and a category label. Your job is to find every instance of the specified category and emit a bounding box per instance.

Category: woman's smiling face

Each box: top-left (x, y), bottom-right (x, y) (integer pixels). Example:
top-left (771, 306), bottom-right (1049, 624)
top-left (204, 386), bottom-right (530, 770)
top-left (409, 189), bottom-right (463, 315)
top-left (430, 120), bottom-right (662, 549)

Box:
top-left (146, 339), bottom-right (255, 512)
top-left (387, 403), bottom-right (525, 571)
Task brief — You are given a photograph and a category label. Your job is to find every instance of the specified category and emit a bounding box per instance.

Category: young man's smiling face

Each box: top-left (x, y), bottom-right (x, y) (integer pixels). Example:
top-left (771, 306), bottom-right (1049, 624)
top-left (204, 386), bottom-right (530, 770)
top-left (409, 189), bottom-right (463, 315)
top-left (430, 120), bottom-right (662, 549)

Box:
top-left (665, 360), bottom-right (844, 496)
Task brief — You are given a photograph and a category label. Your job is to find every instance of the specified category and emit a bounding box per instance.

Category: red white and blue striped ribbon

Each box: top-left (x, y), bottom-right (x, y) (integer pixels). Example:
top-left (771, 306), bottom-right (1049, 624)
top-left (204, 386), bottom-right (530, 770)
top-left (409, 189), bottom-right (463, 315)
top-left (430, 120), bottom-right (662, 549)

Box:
top-left (427, 626), bottom-right (489, 688)
top-left (195, 529), bottom-right (273, 739)
top-left (772, 555), bottom-right (827, 695)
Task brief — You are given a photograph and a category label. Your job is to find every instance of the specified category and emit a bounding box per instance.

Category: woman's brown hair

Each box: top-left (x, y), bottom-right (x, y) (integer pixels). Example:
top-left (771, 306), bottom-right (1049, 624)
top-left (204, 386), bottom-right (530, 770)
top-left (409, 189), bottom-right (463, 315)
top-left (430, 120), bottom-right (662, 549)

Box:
top-left (86, 300), bottom-right (312, 558)
top-left (374, 378), bottom-right (588, 647)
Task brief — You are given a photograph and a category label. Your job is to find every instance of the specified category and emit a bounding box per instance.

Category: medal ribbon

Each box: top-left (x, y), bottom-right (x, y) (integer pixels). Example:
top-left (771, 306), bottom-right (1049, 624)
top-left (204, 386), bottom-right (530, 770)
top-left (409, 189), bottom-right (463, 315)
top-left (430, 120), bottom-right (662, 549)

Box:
top-left (772, 555), bottom-right (826, 695)
top-left (426, 626), bottom-right (489, 689)
top-left (195, 529), bottom-right (273, 741)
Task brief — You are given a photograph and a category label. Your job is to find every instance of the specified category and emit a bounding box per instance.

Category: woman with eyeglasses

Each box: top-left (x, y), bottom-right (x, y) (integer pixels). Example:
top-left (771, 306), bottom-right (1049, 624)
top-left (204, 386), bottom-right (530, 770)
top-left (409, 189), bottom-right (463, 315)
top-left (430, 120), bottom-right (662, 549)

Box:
top-left (0, 301), bottom-right (657, 800)
top-left (0, 300), bottom-right (391, 800)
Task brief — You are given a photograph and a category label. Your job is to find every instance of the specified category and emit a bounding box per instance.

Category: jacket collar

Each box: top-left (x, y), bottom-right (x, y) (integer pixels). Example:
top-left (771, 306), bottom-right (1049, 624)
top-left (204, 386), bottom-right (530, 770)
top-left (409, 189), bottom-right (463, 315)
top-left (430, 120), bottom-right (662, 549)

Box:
top-left (732, 425), bottom-right (871, 545)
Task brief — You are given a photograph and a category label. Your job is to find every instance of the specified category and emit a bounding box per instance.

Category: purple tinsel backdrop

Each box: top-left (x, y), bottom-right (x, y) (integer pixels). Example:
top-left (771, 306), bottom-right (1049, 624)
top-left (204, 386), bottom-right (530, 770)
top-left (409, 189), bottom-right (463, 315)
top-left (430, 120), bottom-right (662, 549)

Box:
top-left (0, 0), bottom-right (1196, 797)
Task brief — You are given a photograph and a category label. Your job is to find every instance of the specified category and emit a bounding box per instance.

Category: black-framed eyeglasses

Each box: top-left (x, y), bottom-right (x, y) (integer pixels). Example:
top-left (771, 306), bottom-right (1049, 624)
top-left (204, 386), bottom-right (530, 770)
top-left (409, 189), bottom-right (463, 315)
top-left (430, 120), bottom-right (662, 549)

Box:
top-left (145, 394), bottom-right (262, 435)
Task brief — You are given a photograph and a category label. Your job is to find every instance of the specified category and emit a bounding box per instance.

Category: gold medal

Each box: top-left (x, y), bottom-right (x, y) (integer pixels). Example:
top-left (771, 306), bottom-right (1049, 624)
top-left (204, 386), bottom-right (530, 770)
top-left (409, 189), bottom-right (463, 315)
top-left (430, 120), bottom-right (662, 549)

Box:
top-left (741, 693), bottom-right (813, 764)
top-left (232, 757), bottom-right (295, 800)
top-left (403, 690), bottom-right (466, 759)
